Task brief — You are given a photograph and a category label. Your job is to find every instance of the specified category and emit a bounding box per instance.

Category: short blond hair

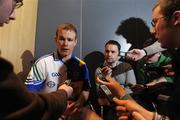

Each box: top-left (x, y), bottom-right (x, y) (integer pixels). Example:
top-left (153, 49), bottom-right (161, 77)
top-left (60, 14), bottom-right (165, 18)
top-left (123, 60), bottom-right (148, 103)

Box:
top-left (56, 23), bottom-right (77, 39)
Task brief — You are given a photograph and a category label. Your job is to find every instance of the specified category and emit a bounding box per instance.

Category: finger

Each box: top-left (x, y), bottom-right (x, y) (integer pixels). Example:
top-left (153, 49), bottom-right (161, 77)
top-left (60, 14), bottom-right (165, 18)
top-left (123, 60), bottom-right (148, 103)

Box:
top-left (101, 66), bottom-right (111, 73)
top-left (116, 106), bottom-right (127, 111)
top-left (117, 111), bottom-right (130, 116)
top-left (162, 64), bottom-right (172, 68)
top-left (72, 107), bottom-right (79, 113)
top-left (132, 111), bottom-right (146, 120)
top-left (96, 77), bottom-right (109, 86)
top-left (101, 66), bottom-right (109, 71)
top-left (97, 76), bottom-right (110, 84)
top-left (127, 49), bottom-right (134, 53)
top-left (102, 67), bottom-right (112, 74)
top-left (113, 97), bottom-right (127, 105)
top-left (126, 54), bottom-right (134, 60)
top-left (96, 77), bottom-right (106, 83)
top-left (68, 102), bottom-right (76, 108)
top-left (166, 71), bottom-right (175, 76)
top-left (105, 68), bottom-right (112, 74)
top-left (117, 115), bottom-right (129, 120)
top-left (74, 102), bottom-right (81, 109)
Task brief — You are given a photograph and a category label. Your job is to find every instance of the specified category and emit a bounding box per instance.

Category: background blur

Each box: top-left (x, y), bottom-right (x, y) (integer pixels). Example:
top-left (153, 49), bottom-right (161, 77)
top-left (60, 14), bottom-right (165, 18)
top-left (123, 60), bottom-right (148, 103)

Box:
top-left (0, 0), bottom-right (156, 80)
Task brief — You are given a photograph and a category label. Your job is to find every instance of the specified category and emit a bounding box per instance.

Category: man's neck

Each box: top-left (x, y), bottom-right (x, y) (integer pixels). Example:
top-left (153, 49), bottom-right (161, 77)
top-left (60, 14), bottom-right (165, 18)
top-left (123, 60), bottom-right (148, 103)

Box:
top-left (57, 51), bottom-right (72, 62)
top-left (62, 55), bottom-right (72, 62)
top-left (107, 62), bottom-right (114, 67)
top-left (105, 61), bottom-right (119, 68)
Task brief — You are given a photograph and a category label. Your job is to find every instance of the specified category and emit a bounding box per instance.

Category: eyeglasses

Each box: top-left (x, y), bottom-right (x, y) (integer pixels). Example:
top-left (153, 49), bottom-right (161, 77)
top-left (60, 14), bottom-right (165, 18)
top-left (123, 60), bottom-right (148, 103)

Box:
top-left (151, 16), bottom-right (165, 27)
top-left (14, 0), bottom-right (23, 9)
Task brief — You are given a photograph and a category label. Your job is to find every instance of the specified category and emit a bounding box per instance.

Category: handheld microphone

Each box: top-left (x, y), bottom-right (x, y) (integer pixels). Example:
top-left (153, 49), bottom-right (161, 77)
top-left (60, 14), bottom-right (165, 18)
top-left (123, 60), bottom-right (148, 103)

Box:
top-left (97, 68), bottom-right (115, 104)
top-left (99, 85), bottom-right (115, 103)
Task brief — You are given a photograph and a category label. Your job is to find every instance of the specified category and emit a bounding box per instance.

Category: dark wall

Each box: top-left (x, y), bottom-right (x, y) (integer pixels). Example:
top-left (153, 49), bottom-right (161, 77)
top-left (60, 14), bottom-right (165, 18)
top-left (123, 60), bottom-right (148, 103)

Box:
top-left (35, 0), bottom-right (156, 59)
top-left (35, 0), bottom-right (81, 59)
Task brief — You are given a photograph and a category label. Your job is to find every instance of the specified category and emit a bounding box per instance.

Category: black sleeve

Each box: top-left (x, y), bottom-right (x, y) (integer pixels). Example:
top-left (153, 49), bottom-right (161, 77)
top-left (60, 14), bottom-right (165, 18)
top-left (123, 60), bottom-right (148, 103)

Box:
top-left (0, 57), bottom-right (68, 120)
top-left (0, 57), bottom-right (13, 80)
top-left (168, 49), bottom-right (180, 120)
top-left (37, 90), bottom-right (68, 119)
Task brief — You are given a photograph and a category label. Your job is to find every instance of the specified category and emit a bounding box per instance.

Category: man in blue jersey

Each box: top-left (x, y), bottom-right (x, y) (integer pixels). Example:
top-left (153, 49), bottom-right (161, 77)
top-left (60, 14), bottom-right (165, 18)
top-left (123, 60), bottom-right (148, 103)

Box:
top-left (25, 23), bottom-right (91, 119)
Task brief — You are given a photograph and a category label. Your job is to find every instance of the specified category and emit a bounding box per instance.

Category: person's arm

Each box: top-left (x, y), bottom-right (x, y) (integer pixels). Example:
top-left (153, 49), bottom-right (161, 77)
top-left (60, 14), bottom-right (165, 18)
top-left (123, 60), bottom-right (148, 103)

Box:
top-left (143, 41), bottom-right (166, 56)
top-left (113, 98), bottom-right (170, 120)
top-left (95, 72), bottom-right (169, 120)
top-left (74, 63), bottom-right (91, 108)
top-left (146, 77), bottom-right (167, 86)
top-left (113, 98), bottom-right (154, 120)
top-left (0, 58), bottom-right (73, 119)
top-left (37, 84), bottom-right (73, 118)
top-left (100, 66), bottom-right (112, 78)
top-left (74, 91), bottom-right (89, 108)
top-left (127, 41), bottom-right (166, 61)
top-left (163, 64), bottom-right (175, 76)
top-left (131, 76), bottom-right (174, 92)
top-left (96, 76), bottom-right (126, 98)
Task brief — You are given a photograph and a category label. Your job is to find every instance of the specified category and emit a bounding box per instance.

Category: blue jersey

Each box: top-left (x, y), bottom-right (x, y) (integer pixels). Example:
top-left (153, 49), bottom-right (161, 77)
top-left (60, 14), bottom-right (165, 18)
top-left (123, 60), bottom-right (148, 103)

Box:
top-left (25, 51), bottom-right (90, 99)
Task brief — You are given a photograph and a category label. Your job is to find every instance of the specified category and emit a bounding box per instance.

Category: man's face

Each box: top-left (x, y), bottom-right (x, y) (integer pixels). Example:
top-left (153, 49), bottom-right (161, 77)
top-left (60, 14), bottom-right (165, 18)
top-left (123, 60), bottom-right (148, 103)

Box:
top-left (104, 44), bottom-right (119, 64)
top-left (55, 29), bottom-right (77, 58)
top-left (152, 6), bottom-right (178, 48)
top-left (0, 0), bottom-right (16, 26)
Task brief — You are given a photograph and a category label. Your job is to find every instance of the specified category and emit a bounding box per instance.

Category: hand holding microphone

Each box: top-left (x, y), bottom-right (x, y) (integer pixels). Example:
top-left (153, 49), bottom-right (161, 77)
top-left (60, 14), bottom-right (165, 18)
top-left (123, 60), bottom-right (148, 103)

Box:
top-left (58, 83), bottom-right (73, 98)
top-left (99, 65), bottom-right (112, 79)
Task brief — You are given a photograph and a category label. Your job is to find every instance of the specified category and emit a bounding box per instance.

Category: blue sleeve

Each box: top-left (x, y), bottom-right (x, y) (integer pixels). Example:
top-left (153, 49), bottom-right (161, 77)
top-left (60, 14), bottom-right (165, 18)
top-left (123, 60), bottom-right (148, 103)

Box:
top-left (25, 64), bottom-right (46, 92)
top-left (26, 82), bottom-right (45, 92)
top-left (82, 64), bottom-right (91, 90)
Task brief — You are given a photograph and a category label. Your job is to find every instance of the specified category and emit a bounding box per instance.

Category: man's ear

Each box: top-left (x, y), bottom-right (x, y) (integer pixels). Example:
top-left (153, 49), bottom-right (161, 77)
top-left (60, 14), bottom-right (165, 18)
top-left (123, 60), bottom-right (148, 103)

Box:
top-left (172, 11), bottom-right (180, 26)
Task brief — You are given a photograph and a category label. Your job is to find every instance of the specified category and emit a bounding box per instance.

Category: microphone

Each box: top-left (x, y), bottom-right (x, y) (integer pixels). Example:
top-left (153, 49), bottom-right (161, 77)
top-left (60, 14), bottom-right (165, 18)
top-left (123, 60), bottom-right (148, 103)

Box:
top-left (97, 68), bottom-right (115, 104)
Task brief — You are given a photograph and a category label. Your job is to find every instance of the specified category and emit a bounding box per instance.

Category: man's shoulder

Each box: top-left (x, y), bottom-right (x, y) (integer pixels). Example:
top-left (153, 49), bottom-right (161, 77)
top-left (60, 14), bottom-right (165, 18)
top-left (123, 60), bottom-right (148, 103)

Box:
top-left (72, 56), bottom-right (87, 66)
top-left (119, 61), bottom-right (132, 68)
top-left (0, 57), bottom-right (13, 70)
top-left (34, 53), bottom-right (55, 64)
top-left (115, 61), bottom-right (133, 71)
top-left (0, 57), bottom-right (14, 80)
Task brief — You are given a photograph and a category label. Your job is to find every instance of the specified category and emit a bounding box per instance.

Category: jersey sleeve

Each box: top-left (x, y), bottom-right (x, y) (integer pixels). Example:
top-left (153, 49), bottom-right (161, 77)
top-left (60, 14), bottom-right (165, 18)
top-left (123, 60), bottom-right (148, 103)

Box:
top-left (25, 61), bottom-right (46, 92)
top-left (81, 63), bottom-right (91, 91)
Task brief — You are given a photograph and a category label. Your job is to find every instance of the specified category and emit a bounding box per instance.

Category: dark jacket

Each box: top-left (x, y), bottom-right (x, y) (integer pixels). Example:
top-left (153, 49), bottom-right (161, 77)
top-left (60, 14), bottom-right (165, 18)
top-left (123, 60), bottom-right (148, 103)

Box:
top-left (0, 57), bottom-right (67, 120)
top-left (168, 48), bottom-right (180, 120)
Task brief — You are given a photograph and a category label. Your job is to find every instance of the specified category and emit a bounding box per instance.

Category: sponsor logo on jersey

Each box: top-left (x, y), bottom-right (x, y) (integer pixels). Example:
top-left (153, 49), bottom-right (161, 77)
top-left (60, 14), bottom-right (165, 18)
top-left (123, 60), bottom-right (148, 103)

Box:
top-left (51, 72), bottom-right (61, 77)
top-left (47, 81), bottom-right (56, 88)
